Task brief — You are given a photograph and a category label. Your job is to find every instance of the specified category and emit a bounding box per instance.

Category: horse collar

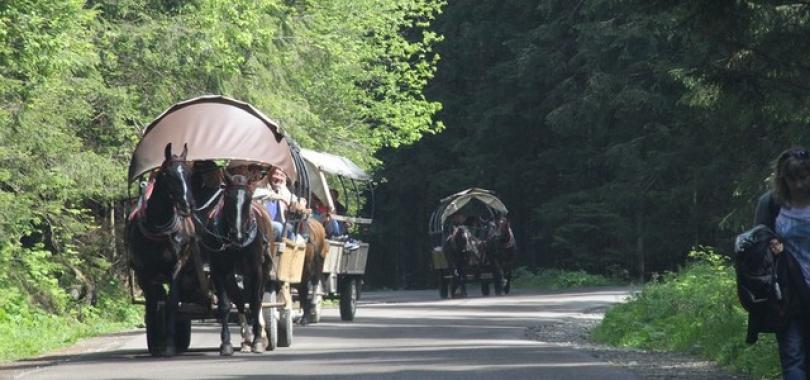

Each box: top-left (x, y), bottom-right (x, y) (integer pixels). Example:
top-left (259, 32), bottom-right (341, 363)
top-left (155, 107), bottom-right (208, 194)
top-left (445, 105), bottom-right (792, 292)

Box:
top-left (137, 212), bottom-right (181, 241)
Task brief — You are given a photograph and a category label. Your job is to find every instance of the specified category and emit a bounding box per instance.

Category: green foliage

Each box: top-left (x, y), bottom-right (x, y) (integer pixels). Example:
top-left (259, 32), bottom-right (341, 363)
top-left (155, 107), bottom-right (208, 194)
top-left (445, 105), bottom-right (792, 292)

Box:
top-left (0, 0), bottom-right (445, 360)
top-left (592, 248), bottom-right (780, 379)
top-left (0, 277), bottom-right (140, 362)
top-left (511, 266), bottom-right (620, 289)
top-left (370, 0), bottom-right (810, 290)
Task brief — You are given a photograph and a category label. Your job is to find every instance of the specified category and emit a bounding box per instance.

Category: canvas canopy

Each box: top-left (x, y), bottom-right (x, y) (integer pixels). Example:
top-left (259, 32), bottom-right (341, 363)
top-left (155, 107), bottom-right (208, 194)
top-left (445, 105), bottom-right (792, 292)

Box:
top-left (430, 188), bottom-right (508, 234)
top-left (299, 148), bottom-right (370, 217)
top-left (299, 149), bottom-right (369, 180)
top-left (128, 95), bottom-right (296, 182)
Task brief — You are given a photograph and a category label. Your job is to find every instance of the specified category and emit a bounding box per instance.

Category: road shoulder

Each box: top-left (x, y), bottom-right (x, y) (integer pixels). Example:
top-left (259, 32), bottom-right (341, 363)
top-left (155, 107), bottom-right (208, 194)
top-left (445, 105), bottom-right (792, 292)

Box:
top-left (527, 318), bottom-right (748, 379)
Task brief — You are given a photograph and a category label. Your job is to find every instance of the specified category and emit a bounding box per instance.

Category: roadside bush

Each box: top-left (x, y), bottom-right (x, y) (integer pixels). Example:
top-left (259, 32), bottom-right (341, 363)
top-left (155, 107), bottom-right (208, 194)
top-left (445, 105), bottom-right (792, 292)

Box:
top-left (512, 266), bottom-right (618, 289)
top-left (591, 248), bottom-right (780, 379)
top-left (0, 276), bottom-right (140, 363)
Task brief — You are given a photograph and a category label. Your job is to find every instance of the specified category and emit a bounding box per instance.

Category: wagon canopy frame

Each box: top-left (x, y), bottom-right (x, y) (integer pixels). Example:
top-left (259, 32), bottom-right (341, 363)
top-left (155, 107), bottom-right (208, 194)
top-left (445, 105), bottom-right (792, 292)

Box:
top-left (299, 148), bottom-right (373, 225)
top-left (429, 188), bottom-right (508, 235)
top-left (127, 95), bottom-right (297, 183)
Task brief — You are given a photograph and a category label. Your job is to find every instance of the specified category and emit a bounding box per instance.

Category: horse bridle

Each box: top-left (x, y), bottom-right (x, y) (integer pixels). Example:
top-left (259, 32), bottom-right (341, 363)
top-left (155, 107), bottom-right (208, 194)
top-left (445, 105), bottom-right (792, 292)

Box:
top-left (159, 158), bottom-right (193, 216)
top-left (447, 225), bottom-right (473, 254)
top-left (200, 180), bottom-right (259, 252)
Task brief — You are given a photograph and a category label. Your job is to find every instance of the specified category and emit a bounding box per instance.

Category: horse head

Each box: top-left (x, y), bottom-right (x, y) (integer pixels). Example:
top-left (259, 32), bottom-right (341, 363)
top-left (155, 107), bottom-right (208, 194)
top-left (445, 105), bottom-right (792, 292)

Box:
top-left (158, 143), bottom-right (194, 217)
top-left (446, 225), bottom-right (475, 257)
top-left (221, 173), bottom-right (256, 244)
top-left (485, 215), bottom-right (513, 246)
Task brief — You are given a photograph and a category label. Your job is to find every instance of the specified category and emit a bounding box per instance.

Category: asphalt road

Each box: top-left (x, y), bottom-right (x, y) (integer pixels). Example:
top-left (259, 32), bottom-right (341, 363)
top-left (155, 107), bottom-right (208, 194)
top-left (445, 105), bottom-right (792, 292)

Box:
top-left (1, 287), bottom-right (638, 380)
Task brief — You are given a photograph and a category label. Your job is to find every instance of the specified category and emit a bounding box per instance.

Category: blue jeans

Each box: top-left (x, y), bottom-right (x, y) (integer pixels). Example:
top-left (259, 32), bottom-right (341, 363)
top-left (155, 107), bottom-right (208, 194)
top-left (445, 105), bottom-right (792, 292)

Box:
top-left (777, 316), bottom-right (810, 380)
top-left (270, 221), bottom-right (294, 242)
top-left (324, 218), bottom-right (342, 238)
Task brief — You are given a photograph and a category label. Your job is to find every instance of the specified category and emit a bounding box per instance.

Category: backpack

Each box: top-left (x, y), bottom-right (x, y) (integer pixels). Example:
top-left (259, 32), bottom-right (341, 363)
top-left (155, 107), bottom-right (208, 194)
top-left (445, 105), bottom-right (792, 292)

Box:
top-left (733, 224), bottom-right (782, 312)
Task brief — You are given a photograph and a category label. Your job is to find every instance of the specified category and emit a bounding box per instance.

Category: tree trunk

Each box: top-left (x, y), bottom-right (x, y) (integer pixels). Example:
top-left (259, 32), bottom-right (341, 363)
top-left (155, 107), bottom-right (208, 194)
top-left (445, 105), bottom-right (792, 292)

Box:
top-left (636, 207), bottom-right (644, 282)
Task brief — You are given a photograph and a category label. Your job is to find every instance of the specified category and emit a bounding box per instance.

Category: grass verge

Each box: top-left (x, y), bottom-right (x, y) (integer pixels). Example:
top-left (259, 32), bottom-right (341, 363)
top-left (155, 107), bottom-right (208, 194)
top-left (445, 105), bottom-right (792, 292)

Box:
top-left (0, 283), bottom-right (141, 363)
top-left (591, 248), bottom-right (781, 379)
top-left (511, 266), bottom-right (620, 289)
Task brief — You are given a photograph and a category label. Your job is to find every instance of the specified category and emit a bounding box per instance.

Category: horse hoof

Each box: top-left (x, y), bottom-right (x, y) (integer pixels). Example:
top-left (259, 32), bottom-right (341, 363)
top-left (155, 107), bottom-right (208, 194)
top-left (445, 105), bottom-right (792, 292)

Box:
top-left (220, 343), bottom-right (234, 356)
top-left (163, 346), bottom-right (176, 357)
top-left (252, 341), bottom-right (265, 353)
top-left (240, 342), bottom-right (252, 353)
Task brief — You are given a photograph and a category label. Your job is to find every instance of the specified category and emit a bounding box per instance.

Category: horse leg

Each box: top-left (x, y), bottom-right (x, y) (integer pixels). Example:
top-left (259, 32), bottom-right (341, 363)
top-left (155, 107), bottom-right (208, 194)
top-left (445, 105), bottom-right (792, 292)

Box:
top-left (504, 250), bottom-right (514, 294)
top-left (162, 268), bottom-right (182, 357)
top-left (143, 281), bottom-right (167, 356)
top-left (226, 278), bottom-right (251, 353)
top-left (211, 261), bottom-right (234, 356)
top-left (237, 310), bottom-right (252, 353)
top-left (248, 261), bottom-right (266, 353)
top-left (456, 255), bottom-right (467, 298)
top-left (492, 258), bottom-right (504, 296)
top-left (299, 279), bottom-right (311, 326)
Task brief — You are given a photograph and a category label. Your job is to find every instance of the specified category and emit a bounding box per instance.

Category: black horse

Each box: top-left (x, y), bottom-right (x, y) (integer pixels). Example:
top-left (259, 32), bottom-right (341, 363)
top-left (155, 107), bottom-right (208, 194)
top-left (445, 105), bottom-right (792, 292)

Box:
top-left (483, 215), bottom-right (516, 295)
top-left (127, 143), bottom-right (198, 357)
top-left (201, 174), bottom-right (272, 356)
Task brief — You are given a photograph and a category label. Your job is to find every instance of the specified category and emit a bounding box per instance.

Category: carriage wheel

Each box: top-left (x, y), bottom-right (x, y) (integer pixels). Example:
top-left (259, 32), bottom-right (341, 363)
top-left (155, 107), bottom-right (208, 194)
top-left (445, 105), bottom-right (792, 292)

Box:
top-left (145, 301), bottom-right (166, 357)
top-left (438, 273), bottom-right (449, 299)
top-left (339, 278), bottom-right (358, 321)
top-left (262, 289), bottom-right (278, 351)
top-left (480, 280), bottom-right (491, 296)
top-left (278, 308), bottom-right (294, 347)
top-left (174, 319), bottom-right (191, 353)
top-left (309, 280), bottom-right (323, 324)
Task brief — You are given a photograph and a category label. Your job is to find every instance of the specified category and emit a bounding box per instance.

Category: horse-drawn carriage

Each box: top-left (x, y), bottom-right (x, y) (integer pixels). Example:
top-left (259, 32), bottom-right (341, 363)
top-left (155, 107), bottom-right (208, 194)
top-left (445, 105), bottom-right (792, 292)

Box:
top-left (126, 95), bottom-right (310, 356)
top-left (429, 188), bottom-right (516, 298)
top-left (297, 148), bottom-right (374, 322)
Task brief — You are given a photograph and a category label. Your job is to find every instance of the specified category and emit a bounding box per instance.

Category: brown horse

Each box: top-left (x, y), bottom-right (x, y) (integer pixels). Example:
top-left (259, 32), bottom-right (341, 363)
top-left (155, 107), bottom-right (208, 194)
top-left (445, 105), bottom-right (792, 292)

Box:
top-left (127, 143), bottom-right (198, 357)
top-left (484, 215), bottom-right (516, 295)
top-left (297, 217), bottom-right (328, 325)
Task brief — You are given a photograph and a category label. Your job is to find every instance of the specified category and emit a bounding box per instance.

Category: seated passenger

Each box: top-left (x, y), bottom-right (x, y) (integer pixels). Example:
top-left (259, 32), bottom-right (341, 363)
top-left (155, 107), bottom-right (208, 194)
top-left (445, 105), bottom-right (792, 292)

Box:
top-left (253, 167), bottom-right (308, 242)
top-left (452, 212), bottom-right (466, 226)
top-left (312, 194), bottom-right (343, 239)
top-left (329, 189), bottom-right (350, 237)
top-left (311, 195), bottom-right (329, 221)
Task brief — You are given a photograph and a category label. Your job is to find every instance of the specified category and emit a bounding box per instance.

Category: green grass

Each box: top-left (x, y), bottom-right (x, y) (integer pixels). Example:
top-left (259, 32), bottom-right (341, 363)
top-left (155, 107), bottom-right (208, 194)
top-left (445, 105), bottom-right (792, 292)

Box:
top-left (0, 283), bottom-right (141, 363)
top-left (511, 266), bottom-right (620, 289)
top-left (591, 248), bottom-right (781, 379)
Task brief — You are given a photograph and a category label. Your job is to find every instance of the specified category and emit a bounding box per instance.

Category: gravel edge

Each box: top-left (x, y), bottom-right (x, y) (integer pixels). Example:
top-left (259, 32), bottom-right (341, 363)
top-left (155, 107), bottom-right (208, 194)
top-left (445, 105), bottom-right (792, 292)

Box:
top-left (526, 318), bottom-right (749, 380)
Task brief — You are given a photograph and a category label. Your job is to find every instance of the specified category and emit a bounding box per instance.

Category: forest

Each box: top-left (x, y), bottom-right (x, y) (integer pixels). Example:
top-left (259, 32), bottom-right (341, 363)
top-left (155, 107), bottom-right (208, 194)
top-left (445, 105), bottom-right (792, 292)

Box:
top-left (369, 0), bottom-right (810, 289)
top-left (0, 0), bottom-right (442, 346)
top-left (2, 0), bottom-right (810, 350)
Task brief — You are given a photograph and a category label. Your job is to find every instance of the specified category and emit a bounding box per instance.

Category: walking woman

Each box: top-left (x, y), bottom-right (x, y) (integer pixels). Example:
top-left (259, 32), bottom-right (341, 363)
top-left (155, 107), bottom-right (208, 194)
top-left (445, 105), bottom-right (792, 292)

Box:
top-left (755, 147), bottom-right (810, 379)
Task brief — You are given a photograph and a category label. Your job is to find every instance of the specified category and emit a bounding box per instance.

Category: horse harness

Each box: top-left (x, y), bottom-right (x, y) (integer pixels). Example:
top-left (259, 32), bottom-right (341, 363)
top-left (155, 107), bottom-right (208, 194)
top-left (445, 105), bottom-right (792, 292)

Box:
top-left (197, 201), bottom-right (262, 252)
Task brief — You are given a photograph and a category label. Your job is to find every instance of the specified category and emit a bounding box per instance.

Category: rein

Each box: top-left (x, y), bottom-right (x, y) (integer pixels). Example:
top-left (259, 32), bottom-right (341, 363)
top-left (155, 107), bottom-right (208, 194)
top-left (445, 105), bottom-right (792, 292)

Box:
top-left (194, 187), bottom-right (224, 212)
top-left (196, 189), bottom-right (261, 253)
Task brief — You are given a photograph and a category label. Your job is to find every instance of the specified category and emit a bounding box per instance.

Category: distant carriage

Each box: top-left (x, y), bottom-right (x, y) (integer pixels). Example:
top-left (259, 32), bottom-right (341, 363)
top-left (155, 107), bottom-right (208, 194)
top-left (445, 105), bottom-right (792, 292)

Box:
top-left (125, 95), bottom-right (309, 356)
top-left (429, 188), bottom-right (514, 298)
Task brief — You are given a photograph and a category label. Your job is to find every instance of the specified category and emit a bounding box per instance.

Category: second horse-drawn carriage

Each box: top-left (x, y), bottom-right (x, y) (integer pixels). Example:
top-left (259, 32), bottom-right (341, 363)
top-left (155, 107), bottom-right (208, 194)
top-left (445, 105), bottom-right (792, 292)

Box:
top-left (296, 148), bottom-right (374, 322)
top-left (429, 188), bottom-right (516, 299)
top-left (126, 95), bottom-right (311, 356)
